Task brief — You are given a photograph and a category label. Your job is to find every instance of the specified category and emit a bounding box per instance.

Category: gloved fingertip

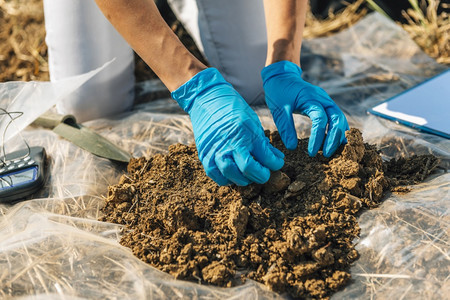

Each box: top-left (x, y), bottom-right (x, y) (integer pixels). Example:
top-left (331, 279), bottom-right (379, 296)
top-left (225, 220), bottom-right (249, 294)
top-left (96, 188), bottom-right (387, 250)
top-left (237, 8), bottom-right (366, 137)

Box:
top-left (230, 173), bottom-right (252, 187)
top-left (215, 177), bottom-right (232, 186)
top-left (253, 167), bottom-right (271, 184)
top-left (233, 150), bottom-right (272, 184)
top-left (307, 138), bottom-right (321, 157)
top-left (271, 107), bottom-right (298, 151)
top-left (308, 149), bottom-right (318, 157)
top-left (271, 157), bottom-right (284, 171)
top-left (323, 127), bottom-right (346, 157)
top-left (323, 142), bottom-right (338, 158)
top-left (235, 180), bottom-right (250, 187)
top-left (252, 140), bottom-right (285, 171)
top-left (285, 138), bottom-right (298, 151)
top-left (271, 146), bottom-right (285, 159)
top-left (206, 168), bottom-right (231, 186)
top-left (266, 145), bottom-right (284, 170)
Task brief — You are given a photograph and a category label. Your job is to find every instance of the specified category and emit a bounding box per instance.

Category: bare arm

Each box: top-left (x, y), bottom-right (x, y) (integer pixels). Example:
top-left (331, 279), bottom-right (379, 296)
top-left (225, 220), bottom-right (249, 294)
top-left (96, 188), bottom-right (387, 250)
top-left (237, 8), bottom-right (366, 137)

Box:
top-left (94, 0), bottom-right (206, 91)
top-left (263, 0), bottom-right (308, 66)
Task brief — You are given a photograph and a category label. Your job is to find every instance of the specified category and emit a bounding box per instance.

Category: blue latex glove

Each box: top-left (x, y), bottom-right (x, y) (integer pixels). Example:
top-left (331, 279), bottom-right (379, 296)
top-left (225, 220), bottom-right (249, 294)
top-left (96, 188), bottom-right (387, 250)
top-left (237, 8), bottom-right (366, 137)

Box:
top-left (261, 60), bottom-right (349, 157)
top-left (172, 68), bottom-right (284, 186)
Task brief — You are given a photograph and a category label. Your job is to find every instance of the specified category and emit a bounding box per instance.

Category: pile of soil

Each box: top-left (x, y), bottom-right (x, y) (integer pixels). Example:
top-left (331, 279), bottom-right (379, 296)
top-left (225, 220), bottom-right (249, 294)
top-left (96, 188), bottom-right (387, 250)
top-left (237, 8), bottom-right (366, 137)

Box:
top-left (100, 128), bottom-right (438, 299)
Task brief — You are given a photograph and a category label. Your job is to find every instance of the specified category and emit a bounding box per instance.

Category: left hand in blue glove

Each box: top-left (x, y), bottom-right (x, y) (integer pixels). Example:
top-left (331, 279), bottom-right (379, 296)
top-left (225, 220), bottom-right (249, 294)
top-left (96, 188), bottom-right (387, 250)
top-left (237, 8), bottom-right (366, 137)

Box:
top-left (261, 60), bottom-right (349, 157)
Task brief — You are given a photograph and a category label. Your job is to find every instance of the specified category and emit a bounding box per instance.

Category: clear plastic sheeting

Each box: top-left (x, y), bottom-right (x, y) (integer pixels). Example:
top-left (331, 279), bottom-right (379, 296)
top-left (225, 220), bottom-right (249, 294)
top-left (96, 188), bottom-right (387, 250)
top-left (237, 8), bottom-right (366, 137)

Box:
top-left (0, 13), bottom-right (449, 299)
top-left (0, 61), bottom-right (112, 145)
top-left (335, 173), bottom-right (450, 299)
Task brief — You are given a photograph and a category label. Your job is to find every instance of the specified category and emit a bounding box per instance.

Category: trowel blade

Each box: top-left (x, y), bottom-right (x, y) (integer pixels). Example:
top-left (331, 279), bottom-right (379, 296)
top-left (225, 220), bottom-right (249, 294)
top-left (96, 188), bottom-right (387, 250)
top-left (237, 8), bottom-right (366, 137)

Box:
top-left (53, 122), bottom-right (132, 163)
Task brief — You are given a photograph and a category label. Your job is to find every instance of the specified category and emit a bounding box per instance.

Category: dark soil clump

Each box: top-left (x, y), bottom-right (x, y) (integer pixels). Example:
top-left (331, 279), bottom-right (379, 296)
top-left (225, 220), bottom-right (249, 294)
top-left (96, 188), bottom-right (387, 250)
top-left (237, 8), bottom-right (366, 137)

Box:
top-left (100, 128), bottom-right (438, 299)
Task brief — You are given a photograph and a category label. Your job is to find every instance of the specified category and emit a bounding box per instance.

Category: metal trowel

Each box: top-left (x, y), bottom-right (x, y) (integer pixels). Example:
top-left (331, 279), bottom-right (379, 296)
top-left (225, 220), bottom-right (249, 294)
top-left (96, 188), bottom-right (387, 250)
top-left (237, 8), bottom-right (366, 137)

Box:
top-left (33, 112), bottom-right (132, 163)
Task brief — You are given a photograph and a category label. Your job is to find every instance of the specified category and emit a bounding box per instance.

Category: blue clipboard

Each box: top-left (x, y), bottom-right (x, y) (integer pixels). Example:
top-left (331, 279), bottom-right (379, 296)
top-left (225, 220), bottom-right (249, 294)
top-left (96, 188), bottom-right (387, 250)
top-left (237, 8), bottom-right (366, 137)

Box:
top-left (368, 69), bottom-right (450, 139)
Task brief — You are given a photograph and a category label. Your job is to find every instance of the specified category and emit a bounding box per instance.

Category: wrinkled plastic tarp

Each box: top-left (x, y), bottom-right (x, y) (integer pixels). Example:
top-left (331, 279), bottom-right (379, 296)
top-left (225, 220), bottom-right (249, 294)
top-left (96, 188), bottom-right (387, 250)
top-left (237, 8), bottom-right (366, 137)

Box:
top-left (0, 61), bottom-right (112, 145)
top-left (0, 13), bottom-right (449, 299)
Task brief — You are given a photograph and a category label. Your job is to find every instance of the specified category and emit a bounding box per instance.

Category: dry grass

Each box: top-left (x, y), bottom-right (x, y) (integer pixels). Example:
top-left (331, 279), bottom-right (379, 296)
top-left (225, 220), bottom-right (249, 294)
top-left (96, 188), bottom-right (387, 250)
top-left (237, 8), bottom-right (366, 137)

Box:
top-left (304, 0), bottom-right (369, 38)
top-left (0, 0), bottom-right (48, 82)
top-left (305, 0), bottom-right (449, 65)
top-left (0, 0), bottom-right (448, 83)
top-left (401, 0), bottom-right (450, 64)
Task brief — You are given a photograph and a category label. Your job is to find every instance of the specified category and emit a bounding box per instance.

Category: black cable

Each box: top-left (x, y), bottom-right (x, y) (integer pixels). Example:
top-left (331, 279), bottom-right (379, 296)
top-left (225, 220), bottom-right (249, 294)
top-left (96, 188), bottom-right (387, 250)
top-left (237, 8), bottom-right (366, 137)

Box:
top-left (0, 108), bottom-right (31, 167)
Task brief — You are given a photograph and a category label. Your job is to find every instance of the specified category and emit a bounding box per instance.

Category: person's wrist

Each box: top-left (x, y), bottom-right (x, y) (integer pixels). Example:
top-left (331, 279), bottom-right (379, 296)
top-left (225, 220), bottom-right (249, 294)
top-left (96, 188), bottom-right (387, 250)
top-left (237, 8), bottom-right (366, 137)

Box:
top-left (167, 61), bottom-right (207, 92)
top-left (171, 67), bottom-right (228, 112)
top-left (265, 41), bottom-right (300, 67)
top-left (261, 60), bottom-right (303, 87)
top-left (265, 55), bottom-right (300, 67)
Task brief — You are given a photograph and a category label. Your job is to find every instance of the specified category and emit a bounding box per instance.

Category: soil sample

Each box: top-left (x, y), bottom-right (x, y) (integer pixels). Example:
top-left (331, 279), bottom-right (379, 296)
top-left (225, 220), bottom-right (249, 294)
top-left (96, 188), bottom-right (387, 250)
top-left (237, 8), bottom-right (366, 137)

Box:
top-left (100, 128), bottom-right (438, 299)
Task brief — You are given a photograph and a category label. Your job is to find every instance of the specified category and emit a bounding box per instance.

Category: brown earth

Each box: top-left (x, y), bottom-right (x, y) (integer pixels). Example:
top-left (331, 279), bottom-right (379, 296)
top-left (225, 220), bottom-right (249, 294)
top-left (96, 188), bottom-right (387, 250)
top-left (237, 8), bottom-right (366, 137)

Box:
top-left (100, 128), bottom-right (438, 299)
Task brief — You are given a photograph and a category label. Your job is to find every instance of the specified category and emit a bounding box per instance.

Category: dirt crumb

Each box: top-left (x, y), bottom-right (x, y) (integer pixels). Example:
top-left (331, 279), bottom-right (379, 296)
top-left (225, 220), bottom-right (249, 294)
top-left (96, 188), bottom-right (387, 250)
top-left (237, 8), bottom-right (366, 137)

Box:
top-left (263, 170), bottom-right (291, 194)
top-left (101, 128), bottom-right (438, 299)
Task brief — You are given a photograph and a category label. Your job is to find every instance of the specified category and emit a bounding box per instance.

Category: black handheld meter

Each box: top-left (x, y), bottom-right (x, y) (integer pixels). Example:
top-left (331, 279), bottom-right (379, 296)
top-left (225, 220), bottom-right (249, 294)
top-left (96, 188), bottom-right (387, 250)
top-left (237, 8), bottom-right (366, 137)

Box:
top-left (0, 146), bottom-right (47, 203)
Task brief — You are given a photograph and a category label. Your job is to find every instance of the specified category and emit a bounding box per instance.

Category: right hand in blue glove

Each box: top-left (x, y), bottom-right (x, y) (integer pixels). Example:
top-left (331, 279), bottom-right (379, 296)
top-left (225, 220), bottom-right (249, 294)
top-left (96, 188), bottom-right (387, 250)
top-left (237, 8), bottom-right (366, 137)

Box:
top-left (171, 68), bottom-right (284, 186)
top-left (261, 60), bottom-right (349, 158)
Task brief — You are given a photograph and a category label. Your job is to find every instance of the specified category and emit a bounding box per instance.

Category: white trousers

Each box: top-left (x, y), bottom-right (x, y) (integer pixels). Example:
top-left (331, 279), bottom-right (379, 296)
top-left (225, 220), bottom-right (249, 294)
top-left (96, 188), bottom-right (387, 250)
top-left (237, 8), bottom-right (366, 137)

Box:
top-left (44, 0), bottom-right (267, 122)
top-left (44, 0), bottom-right (135, 122)
top-left (168, 0), bottom-right (268, 105)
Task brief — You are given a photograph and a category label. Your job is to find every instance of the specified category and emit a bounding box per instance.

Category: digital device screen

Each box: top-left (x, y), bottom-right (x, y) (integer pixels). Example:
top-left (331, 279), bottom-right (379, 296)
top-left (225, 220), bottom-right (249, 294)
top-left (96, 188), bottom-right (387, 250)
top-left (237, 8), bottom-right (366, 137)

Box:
top-left (370, 69), bottom-right (450, 139)
top-left (0, 166), bottom-right (38, 190)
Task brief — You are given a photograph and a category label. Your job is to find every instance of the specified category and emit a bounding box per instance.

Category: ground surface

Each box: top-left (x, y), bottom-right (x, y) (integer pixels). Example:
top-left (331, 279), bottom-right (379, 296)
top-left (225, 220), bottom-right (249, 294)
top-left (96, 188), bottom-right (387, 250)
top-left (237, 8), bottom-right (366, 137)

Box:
top-left (1, 1), bottom-right (448, 83)
top-left (101, 129), bottom-right (438, 299)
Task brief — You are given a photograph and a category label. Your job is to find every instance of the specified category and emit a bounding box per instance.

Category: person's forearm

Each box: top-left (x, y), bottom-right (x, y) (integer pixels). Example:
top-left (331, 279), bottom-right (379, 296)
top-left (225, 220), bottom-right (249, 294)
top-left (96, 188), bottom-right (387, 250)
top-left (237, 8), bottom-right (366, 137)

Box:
top-left (263, 0), bottom-right (307, 66)
top-left (94, 0), bottom-right (206, 91)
